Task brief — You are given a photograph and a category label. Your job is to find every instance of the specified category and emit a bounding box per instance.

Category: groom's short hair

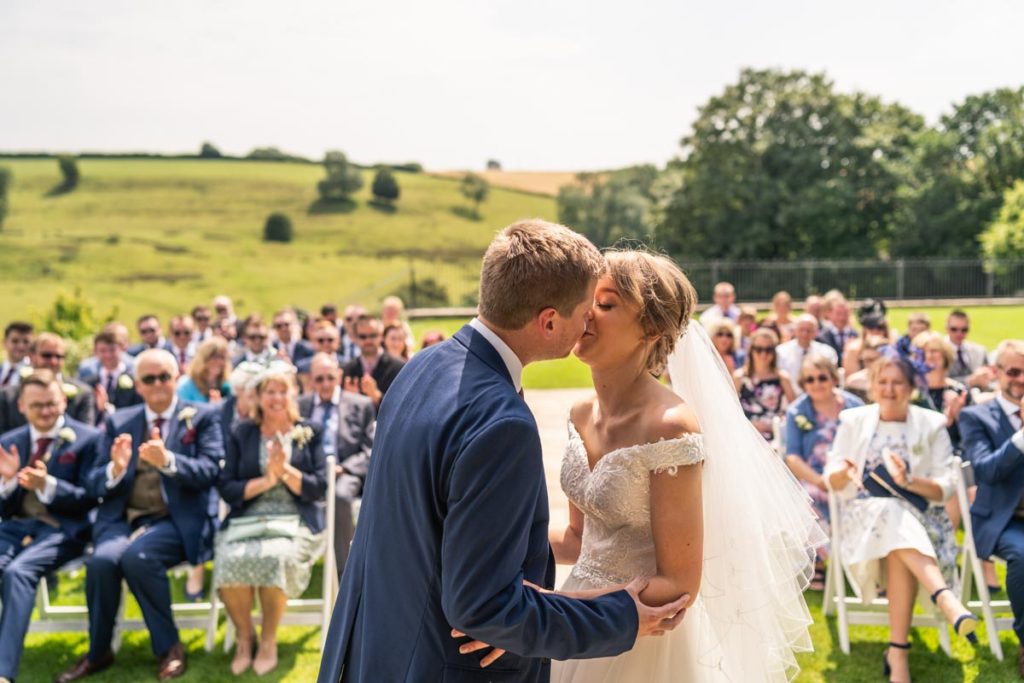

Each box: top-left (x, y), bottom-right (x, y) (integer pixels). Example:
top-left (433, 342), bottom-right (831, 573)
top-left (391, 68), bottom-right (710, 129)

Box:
top-left (478, 220), bottom-right (604, 330)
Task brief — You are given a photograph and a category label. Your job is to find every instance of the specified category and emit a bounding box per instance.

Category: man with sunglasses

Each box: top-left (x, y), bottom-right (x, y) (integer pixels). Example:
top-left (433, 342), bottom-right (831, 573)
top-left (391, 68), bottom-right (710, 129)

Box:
top-left (190, 306), bottom-right (214, 344)
top-left (946, 310), bottom-right (989, 387)
top-left (340, 304), bottom-right (366, 363)
top-left (55, 350), bottom-right (223, 683)
top-left (341, 315), bottom-right (405, 408)
top-left (271, 308), bottom-right (313, 366)
top-left (959, 339), bottom-right (1024, 676)
top-left (128, 314), bottom-right (173, 357)
top-left (167, 315), bottom-right (196, 373)
top-left (0, 370), bottom-right (102, 683)
top-left (231, 314), bottom-right (276, 368)
top-left (298, 352), bottom-right (374, 577)
top-left (0, 333), bottom-right (96, 434)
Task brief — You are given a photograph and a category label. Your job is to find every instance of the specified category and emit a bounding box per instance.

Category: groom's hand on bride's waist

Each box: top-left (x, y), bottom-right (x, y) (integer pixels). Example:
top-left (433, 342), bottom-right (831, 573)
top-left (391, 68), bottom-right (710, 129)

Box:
top-left (450, 629), bottom-right (506, 668)
top-left (626, 577), bottom-right (690, 637)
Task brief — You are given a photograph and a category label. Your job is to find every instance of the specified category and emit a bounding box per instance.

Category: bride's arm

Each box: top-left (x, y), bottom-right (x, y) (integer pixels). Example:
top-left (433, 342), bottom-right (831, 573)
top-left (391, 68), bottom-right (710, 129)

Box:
top-left (639, 462), bottom-right (703, 608)
top-left (548, 501), bottom-right (584, 564)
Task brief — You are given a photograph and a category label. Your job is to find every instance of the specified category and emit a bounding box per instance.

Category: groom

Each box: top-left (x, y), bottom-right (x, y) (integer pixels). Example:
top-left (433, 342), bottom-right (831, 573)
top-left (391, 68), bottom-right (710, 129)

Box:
top-left (318, 221), bottom-right (688, 682)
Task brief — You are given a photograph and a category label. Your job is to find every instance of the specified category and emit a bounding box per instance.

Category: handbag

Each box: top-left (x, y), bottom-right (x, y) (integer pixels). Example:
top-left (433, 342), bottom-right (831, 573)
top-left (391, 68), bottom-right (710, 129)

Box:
top-left (220, 514), bottom-right (302, 543)
top-left (862, 464), bottom-right (928, 513)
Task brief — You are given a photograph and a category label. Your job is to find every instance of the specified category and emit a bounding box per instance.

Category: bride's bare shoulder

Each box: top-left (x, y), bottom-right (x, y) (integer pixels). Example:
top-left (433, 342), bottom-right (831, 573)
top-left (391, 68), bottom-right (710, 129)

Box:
top-left (650, 384), bottom-right (701, 440)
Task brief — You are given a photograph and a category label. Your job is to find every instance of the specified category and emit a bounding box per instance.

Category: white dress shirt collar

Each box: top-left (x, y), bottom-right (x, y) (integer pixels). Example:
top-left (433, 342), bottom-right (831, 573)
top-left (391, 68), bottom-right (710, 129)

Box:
top-left (996, 393), bottom-right (1023, 426)
top-left (315, 386), bottom-right (342, 408)
top-left (469, 318), bottom-right (524, 393)
top-left (30, 416), bottom-right (65, 444)
top-left (144, 397), bottom-right (179, 436)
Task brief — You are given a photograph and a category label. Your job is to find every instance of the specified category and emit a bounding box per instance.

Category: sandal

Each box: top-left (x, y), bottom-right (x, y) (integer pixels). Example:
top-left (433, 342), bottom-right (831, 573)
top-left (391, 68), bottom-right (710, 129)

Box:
top-left (883, 641), bottom-right (910, 682)
top-left (930, 587), bottom-right (978, 644)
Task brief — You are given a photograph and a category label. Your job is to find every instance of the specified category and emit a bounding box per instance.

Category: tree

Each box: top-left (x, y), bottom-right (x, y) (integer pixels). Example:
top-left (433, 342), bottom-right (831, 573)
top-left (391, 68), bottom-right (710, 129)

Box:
top-left (557, 166), bottom-right (658, 247)
top-left (460, 173), bottom-right (489, 217)
top-left (317, 151), bottom-right (363, 202)
top-left (57, 155), bottom-right (80, 191)
top-left (199, 141), bottom-right (222, 158)
top-left (486, 159), bottom-right (502, 170)
top-left (0, 166), bottom-right (10, 230)
top-left (263, 212), bottom-right (294, 243)
top-left (391, 277), bottom-right (449, 308)
top-left (371, 168), bottom-right (401, 204)
top-left (980, 179), bottom-right (1024, 261)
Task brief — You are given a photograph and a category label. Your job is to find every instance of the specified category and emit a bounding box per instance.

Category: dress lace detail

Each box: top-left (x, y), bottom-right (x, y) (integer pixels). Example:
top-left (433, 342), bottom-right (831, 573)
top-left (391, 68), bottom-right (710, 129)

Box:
top-left (560, 422), bottom-right (704, 586)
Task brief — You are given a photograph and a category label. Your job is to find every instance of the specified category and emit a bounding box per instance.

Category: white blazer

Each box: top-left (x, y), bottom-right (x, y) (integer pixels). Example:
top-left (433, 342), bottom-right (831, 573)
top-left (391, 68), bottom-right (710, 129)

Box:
top-left (824, 403), bottom-right (954, 504)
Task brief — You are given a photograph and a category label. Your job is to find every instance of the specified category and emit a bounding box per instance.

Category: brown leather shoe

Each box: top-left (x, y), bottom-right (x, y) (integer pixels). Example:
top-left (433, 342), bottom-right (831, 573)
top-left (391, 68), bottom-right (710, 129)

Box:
top-left (53, 652), bottom-right (114, 683)
top-left (157, 642), bottom-right (187, 681)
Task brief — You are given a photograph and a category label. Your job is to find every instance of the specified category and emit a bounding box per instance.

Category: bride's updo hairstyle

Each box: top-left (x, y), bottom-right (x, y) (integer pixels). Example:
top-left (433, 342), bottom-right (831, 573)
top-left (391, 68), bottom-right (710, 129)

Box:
top-left (604, 249), bottom-right (698, 375)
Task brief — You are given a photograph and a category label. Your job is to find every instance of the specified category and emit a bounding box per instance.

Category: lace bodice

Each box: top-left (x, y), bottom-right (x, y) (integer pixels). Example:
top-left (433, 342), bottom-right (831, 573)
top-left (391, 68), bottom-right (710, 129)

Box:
top-left (560, 422), bottom-right (705, 587)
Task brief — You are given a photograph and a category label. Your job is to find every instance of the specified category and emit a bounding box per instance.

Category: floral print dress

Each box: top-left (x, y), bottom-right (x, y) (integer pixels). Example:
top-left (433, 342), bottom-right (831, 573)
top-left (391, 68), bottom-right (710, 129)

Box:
top-left (739, 376), bottom-right (785, 440)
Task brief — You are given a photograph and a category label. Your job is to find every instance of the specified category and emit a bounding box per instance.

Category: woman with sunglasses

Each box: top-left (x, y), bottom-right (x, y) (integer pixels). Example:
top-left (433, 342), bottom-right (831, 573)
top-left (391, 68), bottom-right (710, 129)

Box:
top-left (707, 319), bottom-right (745, 373)
top-left (784, 355), bottom-right (863, 589)
top-left (735, 328), bottom-right (796, 440)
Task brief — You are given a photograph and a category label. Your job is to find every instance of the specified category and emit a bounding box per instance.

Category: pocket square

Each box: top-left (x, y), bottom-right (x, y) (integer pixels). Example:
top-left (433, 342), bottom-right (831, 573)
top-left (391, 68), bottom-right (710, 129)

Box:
top-left (57, 452), bottom-right (76, 465)
top-left (181, 428), bottom-right (197, 445)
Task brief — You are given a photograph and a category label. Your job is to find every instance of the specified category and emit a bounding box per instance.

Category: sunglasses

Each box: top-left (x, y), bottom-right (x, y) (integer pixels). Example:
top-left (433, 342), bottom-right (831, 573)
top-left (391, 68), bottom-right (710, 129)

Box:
top-left (172, 329), bottom-right (191, 337)
top-left (948, 326), bottom-right (969, 334)
top-left (140, 372), bottom-right (173, 385)
top-left (194, 315), bottom-right (210, 323)
top-left (1000, 366), bottom-right (1024, 379)
top-left (751, 346), bottom-right (775, 354)
top-left (273, 322), bottom-right (291, 329)
top-left (39, 352), bottom-right (66, 360)
top-left (247, 334), bottom-right (267, 341)
top-left (714, 331), bottom-right (734, 338)
top-left (357, 333), bottom-right (380, 340)
top-left (803, 374), bottom-right (832, 385)
top-left (312, 374), bottom-right (337, 383)
top-left (139, 327), bottom-right (159, 335)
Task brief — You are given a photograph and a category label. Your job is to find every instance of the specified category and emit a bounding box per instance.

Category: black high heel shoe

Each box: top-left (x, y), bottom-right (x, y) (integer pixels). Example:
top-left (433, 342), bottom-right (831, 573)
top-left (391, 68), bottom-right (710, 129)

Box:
top-left (930, 587), bottom-right (978, 644)
top-left (883, 641), bottom-right (910, 681)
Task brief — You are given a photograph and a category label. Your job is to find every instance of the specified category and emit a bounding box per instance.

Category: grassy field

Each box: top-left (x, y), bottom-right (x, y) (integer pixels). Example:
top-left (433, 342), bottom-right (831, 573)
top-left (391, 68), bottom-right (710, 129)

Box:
top-left (0, 158), bottom-right (556, 324)
top-left (433, 170), bottom-right (581, 196)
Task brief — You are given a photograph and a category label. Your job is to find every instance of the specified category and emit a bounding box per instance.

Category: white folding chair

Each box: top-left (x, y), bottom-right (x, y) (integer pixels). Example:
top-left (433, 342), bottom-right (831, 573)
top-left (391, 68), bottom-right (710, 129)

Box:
top-left (823, 488), bottom-right (953, 656)
top-left (221, 455), bottom-right (339, 653)
top-left (770, 416), bottom-right (785, 457)
top-left (27, 557), bottom-right (90, 635)
top-left (954, 456), bottom-right (1010, 661)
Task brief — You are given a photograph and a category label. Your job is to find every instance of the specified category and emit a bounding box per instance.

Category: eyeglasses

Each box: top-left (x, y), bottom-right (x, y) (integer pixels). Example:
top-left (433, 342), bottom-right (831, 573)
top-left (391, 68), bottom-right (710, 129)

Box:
top-left (948, 326), bottom-right (969, 334)
top-left (247, 334), bottom-right (267, 341)
top-left (139, 372), bottom-right (173, 385)
top-left (194, 315), bottom-right (210, 323)
top-left (751, 346), bottom-right (775, 354)
top-left (315, 337), bottom-right (335, 344)
top-left (273, 322), bottom-right (291, 329)
top-left (357, 333), bottom-right (380, 340)
top-left (999, 366), bottom-right (1024, 379)
top-left (803, 374), bottom-right (832, 385)
top-left (26, 401), bottom-right (59, 412)
top-left (139, 327), bottom-right (159, 335)
top-left (39, 352), bottom-right (66, 361)
top-left (172, 330), bottom-right (191, 337)
top-left (713, 331), bottom-right (734, 339)
top-left (344, 316), bottom-right (356, 322)
top-left (312, 374), bottom-right (337, 383)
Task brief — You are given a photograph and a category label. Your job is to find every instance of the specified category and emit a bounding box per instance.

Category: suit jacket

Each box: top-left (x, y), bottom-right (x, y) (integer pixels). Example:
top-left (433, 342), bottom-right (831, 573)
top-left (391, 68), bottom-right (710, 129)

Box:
top-left (0, 377), bottom-right (96, 434)
top-left (317, 325), bottom-right (637, 683)
top-left (816, 324), bottom-right (858, 366)
top-left (948, 339), bottom-right (988, 381)
top-left (277, 339), bottom-right (315, 366)
top-left (85, 370), bottom-right (144, 422)
top-left (298, 392), bottom-right (375, 480)
top-left (959, 400), bottom-right (1024, 558)
top-left (87, 401), bottom-right (223, 564)
top-left (126, 340), bottom-right (174, 357)
top-left (77, 355), bottom-right (136, 384)
top-left (0, 417), bottom-right (102, 541)
top-left (341, 352), bottom-right (405, 400)
top-left (218, 419), bottom-right (328, 534)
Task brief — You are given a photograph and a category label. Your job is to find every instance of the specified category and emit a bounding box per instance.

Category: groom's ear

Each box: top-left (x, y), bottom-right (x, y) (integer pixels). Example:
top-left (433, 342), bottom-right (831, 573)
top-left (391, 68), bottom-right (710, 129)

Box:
top-left (536, 307), bottom-right (558, 338)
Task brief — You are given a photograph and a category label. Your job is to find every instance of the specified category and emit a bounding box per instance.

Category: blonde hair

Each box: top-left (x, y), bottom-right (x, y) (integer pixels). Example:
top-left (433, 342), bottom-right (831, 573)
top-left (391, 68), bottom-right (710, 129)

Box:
top-left (250, 370), bottom-right (300, 424)
top-left (604, 249), bottom-right (698, 375)
top-left (478, 220), bottom-right (605, 329)
top-left (742, 328), bottom-right (780, 375)
top-left (707, 319), bottom-right (738, 354)
top-left (867, 355), bottom-right (914, 403)
top-left (798, 354), bottom-right (840, 388)
top-left (912, 330), bottom-right (954, 370)
top-left (995, 339), bottom-right (1024, 366)
top-left (189, 336), bottom-right (230, 397)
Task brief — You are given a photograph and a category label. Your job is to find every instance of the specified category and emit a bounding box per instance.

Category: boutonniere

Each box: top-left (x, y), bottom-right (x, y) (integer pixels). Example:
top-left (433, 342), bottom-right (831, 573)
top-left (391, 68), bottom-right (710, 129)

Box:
top-left (177, 406), bottom-right (198, 431)
top-left (289, 424), bottom-right (314, 448)
top-left (58, 426), bottom-right (77, 444)
top-left (912, 442), bottom-right (925, 457)
top-left (117, 374), bottom-right (134, 391)
top-left (62, 382), bottom-right (79, 399)
top-left (794, 414), bottom-right (815, 432)
top-left (18, 365), bottom-right (33, 379)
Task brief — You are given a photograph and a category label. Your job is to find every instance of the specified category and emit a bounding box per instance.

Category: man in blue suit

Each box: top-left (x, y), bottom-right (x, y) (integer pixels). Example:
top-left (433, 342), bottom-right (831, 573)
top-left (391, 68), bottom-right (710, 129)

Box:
top-left (960, 339), bottom-right (1024, 675)
top-left (0, 370), bottom-right (101, 683)
top-left (318, 221), bottom-right (689, 683)
top-left (55, 349), bottom-right (223, 683)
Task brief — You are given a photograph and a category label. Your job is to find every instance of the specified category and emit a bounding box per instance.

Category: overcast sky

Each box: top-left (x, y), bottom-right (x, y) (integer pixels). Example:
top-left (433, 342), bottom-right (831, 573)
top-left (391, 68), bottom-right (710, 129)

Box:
top-left (2, 0), bottom-right (1022, 170)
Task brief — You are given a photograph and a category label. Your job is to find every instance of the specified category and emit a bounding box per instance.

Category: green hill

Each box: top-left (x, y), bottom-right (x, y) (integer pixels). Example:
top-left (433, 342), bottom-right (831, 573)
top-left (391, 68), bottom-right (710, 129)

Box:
top-left (0, 158), bottom-right (556, 323)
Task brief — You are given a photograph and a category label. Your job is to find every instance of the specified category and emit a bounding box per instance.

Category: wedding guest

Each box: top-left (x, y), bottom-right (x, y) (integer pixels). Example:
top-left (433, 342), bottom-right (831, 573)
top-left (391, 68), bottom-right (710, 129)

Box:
top-left (0, 334), bottom-right (96, 433)
top-left (213, 295), bottom-right (240, 337)
top-left (844, 336), bottom-right (887, 403)
top-left (913, 331), bottom-right (970, 450)
top-left (298, 352), bottom-right (375, 577)
top-left (177, 336), bottom-right (232, 404)
top-left (734, 328), bottom-right (796, 440)
top-left (0, 322), bottom-right (33, 389)
top-left (87, 331), bottom-right (142, 422)
top-left (233, 315), bottom-right (275, 367)
top-left (826, 355), bottom-right (977, 682)
top-left (78, 323), bottom-right (136, 385)
top-left (707, 319), bottom-right (744, 373)
top-left (55, 350), bottom-right (222, 682)
top-left (699, 281), bottom-right (740, 326)
top-left (736, 305), bottom-right (758, 352)
top-left (215, 367), bottom-right (326, 676)
top-left (340, 304), bottom-right (366, 362)
top-left (804, 295), bottom-right (824, 324)
top-left (272, 308), bottom-right (313, 365)
top-left (341, 316), bottom-right (405, 408)
top-left (222, 362), bottom-right (265, 438)
top-left (906, 312), bottom-right (932, 340)
top-left (380, 295), bottom-right (416, 351)
top-left (766, 291), bottom-right (795, 341)
top-left (817, 295), bottom-right (858, 366)
top-left (382, 323), bottom-right (411, 362)
top-left (945, 310), bottom-right (988, 388)
top-left (843, 298), bottom-right (893, 373)
top-left (419, 329), bottom-right (446, 350)
top-left (191, 306), bottom-right (214, 343)
top-left (297, 322), bottom-right (345, 390)
top-left (128, 314), bottom-right (170, 357)
top-left (784, 356), bottom-right (863, 588)
top-left (0, 371), bottom-right (101, 683)
top-left (776, 315), bottom-right (838, 395)
top-left (167, 315), bottom-right (196, 373)
top-left (959, 339), bottom-right (1024, 674)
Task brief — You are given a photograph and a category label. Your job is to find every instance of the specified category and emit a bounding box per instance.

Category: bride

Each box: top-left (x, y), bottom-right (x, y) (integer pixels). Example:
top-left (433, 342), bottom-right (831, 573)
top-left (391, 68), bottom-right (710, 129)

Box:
top-left (549, 249), bottom-right (826, 682)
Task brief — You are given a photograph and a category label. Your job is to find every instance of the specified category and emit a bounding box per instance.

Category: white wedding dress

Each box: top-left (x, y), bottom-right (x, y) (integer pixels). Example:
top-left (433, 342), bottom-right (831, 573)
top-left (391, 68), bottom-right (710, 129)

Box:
top-left (550, 324), bottom-right (826, 683)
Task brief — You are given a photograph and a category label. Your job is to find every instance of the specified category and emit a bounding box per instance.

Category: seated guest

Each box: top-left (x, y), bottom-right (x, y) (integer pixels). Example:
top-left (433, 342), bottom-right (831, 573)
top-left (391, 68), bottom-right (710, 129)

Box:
top-left (233, 315), bottom-right (275, 367)
top-left (843, 298), bottom-right (893, 372)
top-left (1, 333), bottom-right (95, 433)
top-left (913, 331), bottom-right (970, 451)
top-left (826, 354), bottom-right (978, 682)
top-left (339, 304), bottom-right (366, 362)
top-left (272, 308), bottom-right (313, 365)
top-left (734, 328), bottom-right (795, 440)
top-left (699, 281), bottom-right (740, 326)
top-left (419, 329), bottom-right (446, 350)
top-left (804, 294), bottom-right (824, 324)
top-left (127, 314), bottom-right (171, 357)
top-left (298, 352), bottom-right (374, 577)
top-left (784, 356), bottom-right (864, 588)
top-left (191, 306), bottom-right (213, 343)
top-left (736, 305), bottom-right (757, 353)
top-left (765, 290), bottom-right (795, 341)
top-left (0, 371), bottom-right (101, 683)
top-left (87, 331), bottom-right (143, 423)
top-left (215, 367), bottom-right (327, 676)
top-left (817, 293), bottom-right (858, 366)
top-left (945, 309), bottom-right (989, 389)
top-left (213, 295), bottom-right (241, 338)
top-left (0, 321), bottom-right (33, 389)
top-left (177, 336), bottom-right (232, 404)
top-left (341, 316), bottom-right (405, 408)
top-left (167, 315), bottom-right (196, 373)
top-left (55, 350), bottom-right (222, 683)
top-left (707, 319), bottom-right (744, 373)
top-left (959, 339), bottom-right (1024, 673)
top-left (382, 323), bottom-right (411, 362)
top-left (776, 314), bottom-right (839, 394)
top-left (222, 362), bottom-right (264, 438)
top-left (78, 322), bottom-right (136, 385)
top-left (905, 311), bottom-right (931, 340)
top-left (844, 336), bottom-right (887, 403)
top-left (380, 295), bottom-right (416, 351)
top-left (296, 322), bottom-right (345, 391)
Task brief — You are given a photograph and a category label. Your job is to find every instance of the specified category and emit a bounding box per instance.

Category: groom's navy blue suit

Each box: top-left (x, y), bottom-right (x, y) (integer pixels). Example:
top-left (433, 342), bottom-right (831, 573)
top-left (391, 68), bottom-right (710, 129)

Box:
top-left (318, 325), bottom-right (638, 683)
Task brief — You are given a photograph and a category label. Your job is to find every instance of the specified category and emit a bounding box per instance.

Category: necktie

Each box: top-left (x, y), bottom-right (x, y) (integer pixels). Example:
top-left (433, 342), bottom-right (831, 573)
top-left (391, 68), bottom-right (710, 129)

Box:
top-left (1, 365), bottom-right (14, 386)
top-left (105, 372), bottom-right (115, 396)
top-left (178, 349), bottom-right (187, 370)
top-left (151, 416), bottom-right (165, 439)
top-left (957, 347), bottom-right (967, 371)
top-left (29, 437), bottom-right (54, 467)
top-left (317, 402), bottom-right (331, 431)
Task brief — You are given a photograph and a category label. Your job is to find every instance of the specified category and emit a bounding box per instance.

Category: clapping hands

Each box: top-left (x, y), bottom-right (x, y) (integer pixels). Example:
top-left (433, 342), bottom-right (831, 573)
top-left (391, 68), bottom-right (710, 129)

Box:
top-left (0, 443), bottom-right (19, 481)
top-left (265, 438), bottom-right (287, 483)
top-left (18, 460), bottom-right (48, 490)
top-left (139, 428), bottom-right (169, 469)
top-left (110, 434), bottom-right (133, 478)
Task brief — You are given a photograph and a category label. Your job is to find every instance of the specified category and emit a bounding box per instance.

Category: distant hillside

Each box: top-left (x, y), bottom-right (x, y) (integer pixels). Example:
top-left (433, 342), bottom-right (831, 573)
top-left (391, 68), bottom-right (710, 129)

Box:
top-left (433, 170), bottom-right (581, 197)
top-left (0, 159), bottom-right (556, 323)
